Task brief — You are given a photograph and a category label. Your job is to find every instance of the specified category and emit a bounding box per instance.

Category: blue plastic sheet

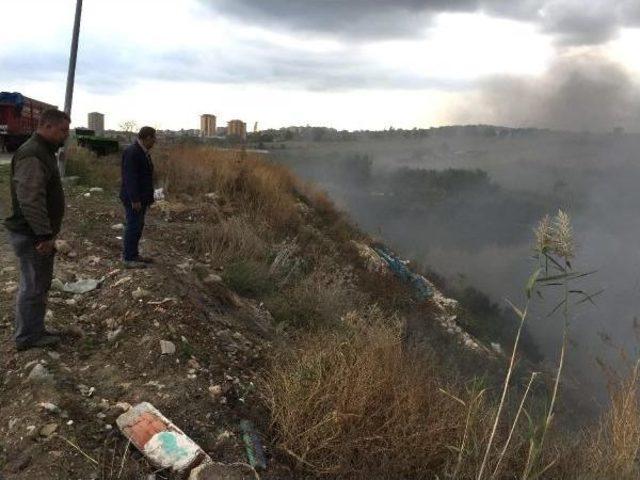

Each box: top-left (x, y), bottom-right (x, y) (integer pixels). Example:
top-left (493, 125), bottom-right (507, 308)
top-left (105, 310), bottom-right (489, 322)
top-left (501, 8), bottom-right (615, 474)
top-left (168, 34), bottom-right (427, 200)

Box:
top-left (0, 92), bottom-right (25, 110)
top-left (374, 246), bottom-right (434, 300)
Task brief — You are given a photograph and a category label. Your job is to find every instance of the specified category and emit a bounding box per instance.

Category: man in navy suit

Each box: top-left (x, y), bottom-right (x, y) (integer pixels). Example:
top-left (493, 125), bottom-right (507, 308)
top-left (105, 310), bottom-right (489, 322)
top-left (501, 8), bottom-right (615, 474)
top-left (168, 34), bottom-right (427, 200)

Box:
top-left (120, 126), bottom-right (156, 268)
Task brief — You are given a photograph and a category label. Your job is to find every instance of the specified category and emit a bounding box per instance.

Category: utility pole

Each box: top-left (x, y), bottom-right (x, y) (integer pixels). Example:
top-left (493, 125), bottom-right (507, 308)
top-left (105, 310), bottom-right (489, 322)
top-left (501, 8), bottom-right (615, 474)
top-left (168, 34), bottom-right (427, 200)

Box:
top-left (58, 0), bottom-right (83, 176)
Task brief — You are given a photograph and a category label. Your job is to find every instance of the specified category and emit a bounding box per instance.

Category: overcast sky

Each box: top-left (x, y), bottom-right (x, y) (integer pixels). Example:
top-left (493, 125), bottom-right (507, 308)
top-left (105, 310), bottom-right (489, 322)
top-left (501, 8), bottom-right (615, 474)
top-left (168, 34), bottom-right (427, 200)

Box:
top-left (2, 0), bottom-right (640, 131)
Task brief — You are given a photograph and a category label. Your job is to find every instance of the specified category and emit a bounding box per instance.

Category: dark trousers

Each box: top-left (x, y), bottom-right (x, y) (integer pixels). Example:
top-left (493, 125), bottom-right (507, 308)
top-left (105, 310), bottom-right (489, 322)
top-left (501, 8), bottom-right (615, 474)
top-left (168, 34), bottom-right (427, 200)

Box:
top-left (8, 232), bottom-right (55, 346)
top-left (123, 202), bottom-right (147, 261)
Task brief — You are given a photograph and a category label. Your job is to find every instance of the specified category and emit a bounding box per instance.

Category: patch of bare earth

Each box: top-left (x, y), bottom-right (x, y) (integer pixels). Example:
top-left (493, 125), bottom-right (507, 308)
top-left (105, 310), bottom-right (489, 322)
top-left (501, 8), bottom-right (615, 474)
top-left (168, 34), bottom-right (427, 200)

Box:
top-left (0, 178), bottom-right (289, 479)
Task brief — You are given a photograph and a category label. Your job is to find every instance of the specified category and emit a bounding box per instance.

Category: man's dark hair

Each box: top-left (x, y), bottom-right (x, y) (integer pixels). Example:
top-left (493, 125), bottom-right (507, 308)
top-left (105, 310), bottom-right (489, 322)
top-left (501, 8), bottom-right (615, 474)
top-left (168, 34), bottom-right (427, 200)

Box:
top-left (138, 126), bottom-right (156, 140)
top-left (39, 109), bottom-right (71, 127)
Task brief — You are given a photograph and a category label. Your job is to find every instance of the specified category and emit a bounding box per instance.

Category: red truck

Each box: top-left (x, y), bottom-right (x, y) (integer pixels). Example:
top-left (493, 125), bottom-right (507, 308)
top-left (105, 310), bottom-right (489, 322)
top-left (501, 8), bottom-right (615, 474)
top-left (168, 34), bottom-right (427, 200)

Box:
top-left (0, 92), bottom-right (58, 152)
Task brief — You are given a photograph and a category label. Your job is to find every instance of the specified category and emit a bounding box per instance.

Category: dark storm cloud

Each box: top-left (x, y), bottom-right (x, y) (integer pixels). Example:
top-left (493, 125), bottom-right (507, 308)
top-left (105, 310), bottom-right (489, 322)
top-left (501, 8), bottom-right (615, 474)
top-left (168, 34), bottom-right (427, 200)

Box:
top-left (205, 0), bottom-right (640, 46)
top-left (451, 53), bottom-right (640, 132)
top-left (208, 0), bottom-right (475, 39)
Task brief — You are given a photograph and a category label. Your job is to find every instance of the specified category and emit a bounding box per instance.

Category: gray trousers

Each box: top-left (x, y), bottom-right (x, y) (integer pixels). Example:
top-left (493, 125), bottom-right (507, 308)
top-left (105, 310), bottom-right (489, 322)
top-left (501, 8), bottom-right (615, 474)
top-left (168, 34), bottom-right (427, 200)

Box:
top-left (8, 232), bottom-right (55, 346)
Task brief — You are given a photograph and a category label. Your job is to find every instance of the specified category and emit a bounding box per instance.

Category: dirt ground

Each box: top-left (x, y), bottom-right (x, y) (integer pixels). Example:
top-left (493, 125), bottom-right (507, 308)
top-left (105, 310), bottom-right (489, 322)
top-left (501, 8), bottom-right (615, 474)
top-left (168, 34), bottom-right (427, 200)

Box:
top-left (0, 165), bottom-right (291, 479)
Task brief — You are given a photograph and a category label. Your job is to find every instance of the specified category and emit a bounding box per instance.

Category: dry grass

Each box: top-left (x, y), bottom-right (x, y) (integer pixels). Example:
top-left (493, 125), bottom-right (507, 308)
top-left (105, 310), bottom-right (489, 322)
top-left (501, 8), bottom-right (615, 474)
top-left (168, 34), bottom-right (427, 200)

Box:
top-left (561, 361), bottom-right (640, 480)
top-left (265, 262), bottom-right (364, 329)
top-left (155, 146), bottom-right (301, 229)
top-left (66, 146), bottom-right (120, 189)
top-left (262, 307), bottom-right (520, 479)
top-left (187, 215), bottom-right (269, 265)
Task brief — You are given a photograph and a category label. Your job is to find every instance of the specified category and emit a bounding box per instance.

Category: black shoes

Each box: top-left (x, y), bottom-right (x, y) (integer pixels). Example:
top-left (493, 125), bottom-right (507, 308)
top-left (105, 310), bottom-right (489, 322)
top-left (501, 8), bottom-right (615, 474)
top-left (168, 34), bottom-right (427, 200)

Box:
top-left (16, 334), bottom-right (60, 351)
top-left (123, 256), bottom-right (154, 269)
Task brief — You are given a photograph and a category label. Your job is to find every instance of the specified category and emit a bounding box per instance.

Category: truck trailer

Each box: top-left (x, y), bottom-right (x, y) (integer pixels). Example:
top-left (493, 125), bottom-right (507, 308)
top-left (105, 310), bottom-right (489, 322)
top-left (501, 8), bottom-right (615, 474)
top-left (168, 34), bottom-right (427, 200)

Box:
top-left (0, 92), bottom-right (58, 152)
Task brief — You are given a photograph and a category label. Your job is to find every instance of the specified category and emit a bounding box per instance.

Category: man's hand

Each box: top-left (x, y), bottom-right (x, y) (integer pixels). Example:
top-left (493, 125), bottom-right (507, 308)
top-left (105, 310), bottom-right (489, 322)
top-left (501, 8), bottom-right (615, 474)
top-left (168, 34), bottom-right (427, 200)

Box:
top-left (35, 239), bottom-right (56, 256)
top-left (132, 201), bottom-right (142, 212)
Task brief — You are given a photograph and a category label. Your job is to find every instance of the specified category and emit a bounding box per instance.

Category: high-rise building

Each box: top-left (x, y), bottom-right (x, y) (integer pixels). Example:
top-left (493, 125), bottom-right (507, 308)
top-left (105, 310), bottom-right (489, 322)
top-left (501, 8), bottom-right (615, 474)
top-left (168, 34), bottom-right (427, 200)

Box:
top-left (200, 114), bottom-right (216, 138)
top-left (88, 112), bottom-right (105, 136)
top-left (227, 119), bottom-right (247, 140)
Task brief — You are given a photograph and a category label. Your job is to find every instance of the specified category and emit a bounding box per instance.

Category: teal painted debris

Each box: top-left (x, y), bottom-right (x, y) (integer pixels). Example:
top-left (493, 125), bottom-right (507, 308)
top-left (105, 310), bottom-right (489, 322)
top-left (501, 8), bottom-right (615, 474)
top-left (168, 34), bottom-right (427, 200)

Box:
top-left (240, 420), bottom-right (267, 470)
top-left (116, 402), bottom-right (210, 474)
top-left (374, 246), bottom-right (434, 300)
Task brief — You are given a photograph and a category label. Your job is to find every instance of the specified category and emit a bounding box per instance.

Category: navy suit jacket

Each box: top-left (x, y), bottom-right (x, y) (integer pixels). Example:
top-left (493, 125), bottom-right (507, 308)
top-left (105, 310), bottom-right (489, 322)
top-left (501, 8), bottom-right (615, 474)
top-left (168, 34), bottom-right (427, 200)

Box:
top-left (120, 141), bottom-right (155, 205)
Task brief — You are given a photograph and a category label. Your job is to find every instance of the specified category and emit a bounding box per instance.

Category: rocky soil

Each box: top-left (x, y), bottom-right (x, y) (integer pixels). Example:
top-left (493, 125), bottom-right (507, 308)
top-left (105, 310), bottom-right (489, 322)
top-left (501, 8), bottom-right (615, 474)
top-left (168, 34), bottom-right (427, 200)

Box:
top-left (0, 174), bottom-right (286, 479)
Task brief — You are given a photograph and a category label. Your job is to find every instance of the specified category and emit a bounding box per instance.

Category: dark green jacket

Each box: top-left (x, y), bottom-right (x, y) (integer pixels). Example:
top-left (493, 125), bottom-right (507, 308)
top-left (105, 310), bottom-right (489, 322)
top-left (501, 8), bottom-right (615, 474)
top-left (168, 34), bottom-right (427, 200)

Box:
top-left (3, 134), bottom-right (65, 240)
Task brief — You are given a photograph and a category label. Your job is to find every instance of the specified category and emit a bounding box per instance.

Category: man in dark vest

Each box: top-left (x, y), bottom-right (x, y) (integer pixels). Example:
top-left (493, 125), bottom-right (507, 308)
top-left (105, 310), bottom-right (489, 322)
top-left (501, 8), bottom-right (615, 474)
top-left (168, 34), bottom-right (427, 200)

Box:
top-left (4, 109), bottom-right (70, 351)
top-left (120, 126), bottom-right (156, 268)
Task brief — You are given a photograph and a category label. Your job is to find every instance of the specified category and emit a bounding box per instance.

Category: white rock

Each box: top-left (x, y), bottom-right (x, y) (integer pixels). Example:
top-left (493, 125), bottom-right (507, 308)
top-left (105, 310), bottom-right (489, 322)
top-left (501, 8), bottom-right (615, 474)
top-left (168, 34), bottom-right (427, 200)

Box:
top-left (28, 364), bottom-right (54, 384)
top-left (47, 351), bottom-right (61, 360)
top-left (160, 340), bottom-right (176, 355)
top-left (203, 274), bottom-right (223, 284)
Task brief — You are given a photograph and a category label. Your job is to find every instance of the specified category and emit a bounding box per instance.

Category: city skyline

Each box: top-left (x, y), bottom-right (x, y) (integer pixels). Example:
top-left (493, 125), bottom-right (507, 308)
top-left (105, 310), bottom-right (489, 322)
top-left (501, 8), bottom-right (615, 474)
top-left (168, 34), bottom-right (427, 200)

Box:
top-left (2, 1), bottom-right (640, 132)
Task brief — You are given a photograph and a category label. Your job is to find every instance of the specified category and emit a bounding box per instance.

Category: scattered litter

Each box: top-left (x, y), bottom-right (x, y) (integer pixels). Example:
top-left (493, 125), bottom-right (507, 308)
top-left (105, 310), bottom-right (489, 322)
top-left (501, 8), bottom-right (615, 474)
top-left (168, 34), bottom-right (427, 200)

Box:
top-left (203, 274), bottom-right (222, 284)
top-left (83, 192), bottom-right (91, 198)
top-left (113, 276), bottom-right (132, 287)
top-left (89, 187), bottom-right (104, 193)
top-left (54, 239), bottom-right (72, 254)
top-left (116, 402), bottom-right (210, 474)
top-left (38, 402), bottom-right (61, 414)
top-left (107, 327), bottom-right (123, 343)
top-left (154, 188), bottom-right (165, 201)
top-left (374, 246), bottom-right (434, 300)
top-left (78, 384), bottom-right (96, 397)
top-left (147, 297), bottom-right (177, 306)
top-left (39, 423), bottom-right (58, 437)
top-left (352, 241), bottom-right (388, 272)
top-left (189, 462), bottom-right (248, 480)
top-left (208, 385), bottom-right (223, 399)
top-left (177, 261), bottom-right (191, 271)
top-left (62, 175), bottom-right (80, 185)
top-left (111, 223), bottom-right (125, 231)
top-left (115, 402), bottom-right (132, 412)
top-left (61, 278), bottom-right (104, 294)
top-left (52, 277), bottom-right (103, 294)
top-left (240, 420), bottom-right (267, 470)
top-left (160, 340), bottom-right (176, 355)
top-left (47, 351), bottom-right (61, 361)
top-left (132, 287), bottom-right (151, 300)
top-left (28, 364), bottom-right (54, 384)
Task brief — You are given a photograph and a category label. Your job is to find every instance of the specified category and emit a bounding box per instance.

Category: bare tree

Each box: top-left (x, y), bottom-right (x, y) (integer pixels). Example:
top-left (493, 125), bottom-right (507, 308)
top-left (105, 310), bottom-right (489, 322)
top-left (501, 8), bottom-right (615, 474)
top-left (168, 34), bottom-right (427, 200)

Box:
top-left (119, 120), bottom-right (137, 142)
